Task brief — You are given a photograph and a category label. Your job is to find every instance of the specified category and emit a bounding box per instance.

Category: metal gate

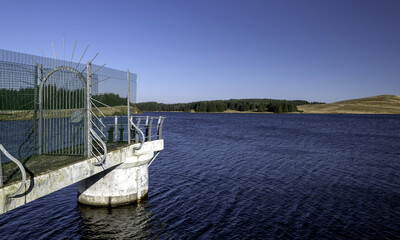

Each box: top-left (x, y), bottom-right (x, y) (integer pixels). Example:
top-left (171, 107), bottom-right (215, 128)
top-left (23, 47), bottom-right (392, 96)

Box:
top-left (38, 65), bottom-right (88, 156)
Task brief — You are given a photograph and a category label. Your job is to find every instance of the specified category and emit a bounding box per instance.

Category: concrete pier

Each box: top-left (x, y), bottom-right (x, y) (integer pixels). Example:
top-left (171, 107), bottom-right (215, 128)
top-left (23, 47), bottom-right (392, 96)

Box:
top-left (0, 140), bottom-right (163, 214)
top-left (78, 140), bottom-right (163, 207)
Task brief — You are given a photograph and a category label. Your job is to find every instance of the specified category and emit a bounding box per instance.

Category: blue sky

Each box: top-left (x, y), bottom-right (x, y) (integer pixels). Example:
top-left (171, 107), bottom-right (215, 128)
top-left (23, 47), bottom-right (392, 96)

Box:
top-left (1, 0), bottom-right (399, 103)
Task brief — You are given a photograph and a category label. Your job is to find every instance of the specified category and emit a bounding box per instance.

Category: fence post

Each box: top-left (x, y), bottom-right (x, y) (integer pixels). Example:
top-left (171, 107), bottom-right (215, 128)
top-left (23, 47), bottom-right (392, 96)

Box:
top-left (38, 64), bottom-right (43, 154)
top-left (127, 69), bottom-right (131, 144)
top-left (0, 154), bottom-right (3, 187)
top-left (114, 116), bottom-right (118, 141)
top-left (85, 62), bottom-right (92, 158)
top-left (33, 63), bottom-right (38, 155)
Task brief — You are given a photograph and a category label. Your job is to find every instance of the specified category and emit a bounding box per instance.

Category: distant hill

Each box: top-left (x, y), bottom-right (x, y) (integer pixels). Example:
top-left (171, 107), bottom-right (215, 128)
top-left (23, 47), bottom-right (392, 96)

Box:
top-left (298, 95), bottom-right (400, 114)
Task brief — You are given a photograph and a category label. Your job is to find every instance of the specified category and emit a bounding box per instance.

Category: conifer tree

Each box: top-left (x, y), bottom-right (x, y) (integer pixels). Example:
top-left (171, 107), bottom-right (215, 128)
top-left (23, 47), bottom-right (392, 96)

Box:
top-left (207, 102), bottom-right (217, 112)
top-left (276, 104), bottom-right (283, 113)
top-left (258, 103), bottom-right (265, 112)
top-left (283, 102), bottom-right (289, 113)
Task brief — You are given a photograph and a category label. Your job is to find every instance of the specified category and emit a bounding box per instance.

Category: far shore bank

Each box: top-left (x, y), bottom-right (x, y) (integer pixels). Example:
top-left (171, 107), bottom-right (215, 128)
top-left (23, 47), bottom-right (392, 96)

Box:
top-left (137, 95), bottom-right (400, 115)
top-left (141, 110), bottom-right (399, 115)
top-left (3, 95), bottom-right (399, 121)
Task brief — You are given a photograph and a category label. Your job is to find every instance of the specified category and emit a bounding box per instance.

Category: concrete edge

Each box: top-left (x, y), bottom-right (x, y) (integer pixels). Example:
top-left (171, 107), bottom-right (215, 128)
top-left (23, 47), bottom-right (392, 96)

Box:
top-left (0, 140), bottom-right (164, 215)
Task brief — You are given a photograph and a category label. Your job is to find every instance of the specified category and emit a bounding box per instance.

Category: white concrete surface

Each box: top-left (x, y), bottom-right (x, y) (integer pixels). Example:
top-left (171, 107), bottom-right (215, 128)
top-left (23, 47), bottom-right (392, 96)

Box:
top-left (78, 140), bottom-right (164, 206)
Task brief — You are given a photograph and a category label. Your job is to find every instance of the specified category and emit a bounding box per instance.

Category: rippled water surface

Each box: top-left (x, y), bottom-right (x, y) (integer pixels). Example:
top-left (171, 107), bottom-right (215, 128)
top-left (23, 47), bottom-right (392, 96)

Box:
top-left (1, 113), bottom-right (400, 239)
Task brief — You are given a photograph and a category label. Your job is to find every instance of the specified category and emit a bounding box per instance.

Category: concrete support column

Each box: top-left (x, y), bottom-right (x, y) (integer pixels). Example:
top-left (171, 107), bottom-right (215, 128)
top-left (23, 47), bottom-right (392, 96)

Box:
top-left (77, 140), bottom-right (163, 207)
top-left (77, 153), bottom-right (152, 206)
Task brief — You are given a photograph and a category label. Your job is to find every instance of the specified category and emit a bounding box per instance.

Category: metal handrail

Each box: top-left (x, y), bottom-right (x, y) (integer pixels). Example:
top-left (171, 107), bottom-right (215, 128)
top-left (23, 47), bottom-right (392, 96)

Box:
top-left (131, 116), bottom-right (166, 139)
top-left (130, 118), bottom-right (145, 150)
top-left (91, 112), bottom-right (106, 127)
top-left (89, 129), bottom-right (107, 166)
top-left (90, 118), bottom-right (106, 138)
top-left (156, 117), bottom-right (165, 140)
top-left (100, 116), bottom-right (165, 145)
top-left (0, 144), bottom-right (26, 197)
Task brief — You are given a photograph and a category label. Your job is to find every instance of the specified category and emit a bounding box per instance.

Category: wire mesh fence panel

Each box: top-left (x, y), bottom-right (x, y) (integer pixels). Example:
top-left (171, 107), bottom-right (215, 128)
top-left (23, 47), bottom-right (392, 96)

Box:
top-left (0, 50), bottom-right (38, 159)
top-left (91, 66), bottom-right (137, 116)
top-left (90, 66), bottom-right (137, 145)
top-left (0, 48), bottom-right (138, 162)
top-left (0, 48), bottom-right (145, 186)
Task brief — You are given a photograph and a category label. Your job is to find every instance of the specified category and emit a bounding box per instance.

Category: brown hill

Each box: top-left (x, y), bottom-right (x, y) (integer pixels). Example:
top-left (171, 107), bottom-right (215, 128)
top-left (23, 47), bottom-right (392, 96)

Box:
top-left (298, 95), bottom-right (400, 114)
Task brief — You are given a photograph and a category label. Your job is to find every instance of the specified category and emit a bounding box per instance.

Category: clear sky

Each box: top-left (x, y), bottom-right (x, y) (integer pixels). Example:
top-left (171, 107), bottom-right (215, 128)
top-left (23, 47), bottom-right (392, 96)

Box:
top-left (1, 0), bottom-right (399, 103)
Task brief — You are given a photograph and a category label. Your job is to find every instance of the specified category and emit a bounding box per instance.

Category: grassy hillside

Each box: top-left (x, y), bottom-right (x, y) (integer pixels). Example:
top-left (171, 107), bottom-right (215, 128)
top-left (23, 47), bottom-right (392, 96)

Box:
top-left (298, 95), bottom-right (400, 114)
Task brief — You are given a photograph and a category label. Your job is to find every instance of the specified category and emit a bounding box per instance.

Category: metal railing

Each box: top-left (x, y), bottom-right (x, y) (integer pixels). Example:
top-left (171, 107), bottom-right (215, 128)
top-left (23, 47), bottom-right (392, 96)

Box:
top-left (0, 144), bottom-right (26, 197)
top-left (98, 115), bottom-right (165, 145)
top-left (130, 117), bottom-right (145, 150)
top-left (131, 116), bottom-right (165, 143)
top-left (89, 128), bottom-right (107, 166)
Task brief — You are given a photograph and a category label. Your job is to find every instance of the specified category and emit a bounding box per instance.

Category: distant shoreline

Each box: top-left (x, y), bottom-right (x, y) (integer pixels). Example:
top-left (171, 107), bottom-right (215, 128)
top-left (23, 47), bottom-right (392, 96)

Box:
top-left (136, 95), bottom-right (400, 115)
top-left (3, 95), bottom-right (399, 121)
top-left (146, 110), bottom-right (274, 114)
top-left (143, 95), bottom-right (400, 115)
top-left (142, 110), bottom-right (398, 115)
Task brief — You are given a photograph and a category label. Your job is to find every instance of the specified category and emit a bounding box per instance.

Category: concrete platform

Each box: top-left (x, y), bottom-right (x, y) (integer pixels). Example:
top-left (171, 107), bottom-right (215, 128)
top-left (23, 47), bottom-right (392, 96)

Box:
top-left (0, 140), bottom-right (163, 215)
top-left (1, 142), bottom-right (128, 186)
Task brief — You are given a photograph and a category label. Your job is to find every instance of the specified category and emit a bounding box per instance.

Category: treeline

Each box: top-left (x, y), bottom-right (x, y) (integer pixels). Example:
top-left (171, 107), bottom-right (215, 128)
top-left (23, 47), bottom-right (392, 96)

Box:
top-left (92, 93), bottom-right (127, 107)
top-left (1, 86), bottom-right (322, 114)
top-left (0, 87), bottom-right (129, 110)
top-left (1, 86), bottom-right (88, 110)
top-left (135, 99), bottom-right (307, 113)
top-left (0, 88), bottom-right (35, 110)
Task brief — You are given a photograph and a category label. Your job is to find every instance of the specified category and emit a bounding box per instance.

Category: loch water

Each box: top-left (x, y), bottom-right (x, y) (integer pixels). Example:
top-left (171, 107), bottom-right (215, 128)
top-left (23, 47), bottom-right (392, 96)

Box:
top-left (0, 113), bottom-right (399, 239)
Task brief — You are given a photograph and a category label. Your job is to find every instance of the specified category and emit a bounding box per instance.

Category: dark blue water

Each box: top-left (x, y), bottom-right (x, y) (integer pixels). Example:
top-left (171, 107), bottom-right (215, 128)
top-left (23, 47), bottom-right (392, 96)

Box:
top-left (1, 113), bottom-right (399, 239)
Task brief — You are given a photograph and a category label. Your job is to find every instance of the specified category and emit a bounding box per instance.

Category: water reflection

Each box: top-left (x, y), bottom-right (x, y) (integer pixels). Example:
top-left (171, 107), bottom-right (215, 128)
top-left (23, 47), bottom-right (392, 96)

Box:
top-left (78, 201), bottom-right (163, 239)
